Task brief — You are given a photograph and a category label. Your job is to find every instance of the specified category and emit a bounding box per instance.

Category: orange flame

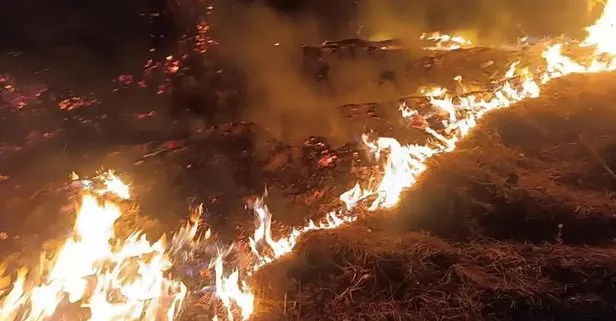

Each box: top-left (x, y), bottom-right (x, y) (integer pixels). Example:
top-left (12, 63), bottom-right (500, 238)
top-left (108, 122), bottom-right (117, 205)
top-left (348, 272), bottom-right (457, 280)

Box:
top-left (3, 2), bottom-right (616, 320)
top-left (0, 173), bottom-right (200, 321)
top-left (210, 2), bottom-right (616, 319)
top-left (420, 32), bottom-right (473, 50)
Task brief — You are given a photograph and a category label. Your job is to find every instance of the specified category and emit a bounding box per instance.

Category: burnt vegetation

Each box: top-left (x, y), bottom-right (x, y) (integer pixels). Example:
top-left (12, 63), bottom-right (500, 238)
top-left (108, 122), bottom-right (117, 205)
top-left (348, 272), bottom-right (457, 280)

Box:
top-left (1, 0), bottom-right (616, 321)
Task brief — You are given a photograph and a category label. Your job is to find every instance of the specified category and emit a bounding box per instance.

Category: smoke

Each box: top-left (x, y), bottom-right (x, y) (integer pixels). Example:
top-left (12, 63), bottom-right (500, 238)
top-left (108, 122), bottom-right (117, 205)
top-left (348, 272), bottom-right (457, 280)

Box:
top-left (208, 0), bottom-right (597, 148)
top-left (209, 0), bottom-right (362, 146)
top-left (357, 0), bottom-right (595, 46)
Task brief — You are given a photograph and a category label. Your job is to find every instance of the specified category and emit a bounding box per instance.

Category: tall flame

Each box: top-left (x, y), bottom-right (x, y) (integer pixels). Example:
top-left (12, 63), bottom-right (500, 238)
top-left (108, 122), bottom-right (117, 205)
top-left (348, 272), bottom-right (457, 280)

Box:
top-left (582, 0), bottom-right (616, 56)
top-left (420, 32), bottom-right (473, 50)
top-left (0, 172), bottom-right (199, 321)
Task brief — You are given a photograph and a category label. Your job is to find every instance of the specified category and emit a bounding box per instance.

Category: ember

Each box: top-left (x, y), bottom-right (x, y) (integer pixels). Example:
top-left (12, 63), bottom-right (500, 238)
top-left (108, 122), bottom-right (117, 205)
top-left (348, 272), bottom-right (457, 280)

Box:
top-left (58, 97), bottom-right (100, 111)
top-left (1, 1), bottom-right (616, 321)
top-left (116, 74), bottom-right (135, 86)
top-left (0, 75), bottom-right (48, 110)
top-left (195, 20), bottom-right (218, 54)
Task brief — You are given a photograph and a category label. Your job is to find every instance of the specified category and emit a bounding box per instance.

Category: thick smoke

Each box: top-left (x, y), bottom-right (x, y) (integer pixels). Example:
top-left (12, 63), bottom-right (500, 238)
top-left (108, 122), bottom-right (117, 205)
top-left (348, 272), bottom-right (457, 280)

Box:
top-left (208, 0), bottom-right (598, 146)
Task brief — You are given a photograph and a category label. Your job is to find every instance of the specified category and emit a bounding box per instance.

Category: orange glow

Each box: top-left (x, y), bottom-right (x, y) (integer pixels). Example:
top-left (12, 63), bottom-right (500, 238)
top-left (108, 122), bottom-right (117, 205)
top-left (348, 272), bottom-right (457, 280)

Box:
top-left (0, 173), bottom-right (199, 321)
top-left (2, 2), bottom-right (616, 320)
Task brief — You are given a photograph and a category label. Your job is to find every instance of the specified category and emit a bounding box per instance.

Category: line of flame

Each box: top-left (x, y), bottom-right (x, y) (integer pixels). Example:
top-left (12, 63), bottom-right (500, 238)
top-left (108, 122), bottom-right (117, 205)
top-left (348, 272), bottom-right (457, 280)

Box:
top-left (0, 171), bottom-right (204, 321)
top-left (1, 2), bottom-right (615, 321)
top-left (210, 3), bottom-right (616, 320)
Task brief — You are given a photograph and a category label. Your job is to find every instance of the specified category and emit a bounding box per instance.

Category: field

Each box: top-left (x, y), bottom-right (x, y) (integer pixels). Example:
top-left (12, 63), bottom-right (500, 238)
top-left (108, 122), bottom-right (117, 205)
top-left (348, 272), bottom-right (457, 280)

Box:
top-left (252, 73), bottom-right (616, 321)
top-left (1, 1), bottom-right (616, 320)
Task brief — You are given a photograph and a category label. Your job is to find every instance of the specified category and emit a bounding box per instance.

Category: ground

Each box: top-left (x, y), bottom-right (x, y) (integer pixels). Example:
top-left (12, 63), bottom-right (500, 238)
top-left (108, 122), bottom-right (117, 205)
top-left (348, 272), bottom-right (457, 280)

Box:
top-left (1, 3), bottom-right (616, 320)
top-left (2, 49), bottom-right (616, 321)
top-left (250, 73), bottom-right (616, 321)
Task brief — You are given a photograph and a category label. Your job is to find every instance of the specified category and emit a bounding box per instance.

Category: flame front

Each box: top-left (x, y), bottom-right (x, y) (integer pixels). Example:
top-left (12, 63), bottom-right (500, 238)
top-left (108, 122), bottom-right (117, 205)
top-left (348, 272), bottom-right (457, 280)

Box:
top-left (0, 173), bottom-right (196, 321)
top-left (2, 2), bottom-right (616, 321)
top-left (211, 2), bottom-right (616, 320)
top-left (583, 0), bottom-right (616, 57)
top-left (420, 32), bottom-right (473, 50)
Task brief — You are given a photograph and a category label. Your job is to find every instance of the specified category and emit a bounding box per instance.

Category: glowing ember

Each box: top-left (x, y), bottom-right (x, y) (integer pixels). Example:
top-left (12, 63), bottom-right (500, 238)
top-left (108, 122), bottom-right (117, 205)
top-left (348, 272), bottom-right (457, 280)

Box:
top-left (73, 170), bottom-right (131, 200)
top-left (2, 2), bottom-right (616, 321)
top-left (58, 97), bottom-right (100, 111)
top-left (210, 2), bottom-right (616, 320)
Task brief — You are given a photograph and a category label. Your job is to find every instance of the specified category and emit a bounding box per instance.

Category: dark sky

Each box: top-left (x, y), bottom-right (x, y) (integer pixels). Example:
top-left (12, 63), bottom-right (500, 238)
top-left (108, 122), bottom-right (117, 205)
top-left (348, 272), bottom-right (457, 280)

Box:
top-left (0, 0), bottom-right (596, 55)
top-left (0, 0), bottom-right (149, 54)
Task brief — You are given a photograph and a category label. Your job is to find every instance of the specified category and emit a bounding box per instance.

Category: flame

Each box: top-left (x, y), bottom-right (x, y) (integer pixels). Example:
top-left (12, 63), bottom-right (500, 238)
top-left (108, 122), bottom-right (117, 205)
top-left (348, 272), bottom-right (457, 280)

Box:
top-left (0, 173), bottom-right (199, 321)
top-left (3, 2), bottom-right (616, 321)
top-left (420, 32), bottom-right (473, 50)
top-left (210, 2), bottom-right (616, 320)
top-left (75, 170), bottom-right (131, 200)
top-left (582, 0), bottom-right (616, 56)
top-left (247, 196), bottom-right (355, 270)
top-left (212, 254), bottom-right (254, 321)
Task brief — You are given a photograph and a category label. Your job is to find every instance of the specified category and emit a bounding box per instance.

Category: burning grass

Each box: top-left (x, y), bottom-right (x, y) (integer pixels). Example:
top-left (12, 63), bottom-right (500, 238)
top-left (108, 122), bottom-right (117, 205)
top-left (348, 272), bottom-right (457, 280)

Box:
top-left (250, 73), bottom-right (616, 321)
top-left (3, 1), bottom-right (616, 320)
top-left (400, 73), bottom-right (616, 245)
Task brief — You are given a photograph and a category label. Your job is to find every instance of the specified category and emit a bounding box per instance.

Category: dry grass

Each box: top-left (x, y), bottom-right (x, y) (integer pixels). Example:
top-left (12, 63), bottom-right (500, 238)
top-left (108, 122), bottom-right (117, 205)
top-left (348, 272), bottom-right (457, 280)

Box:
top-left (3, 56), bottom-right (616, 321)
top-left (250, 72), bottom-right (616, 321)
top-left (254, 227), bottom-right (616, 321)
top-left (395, 73), bottom-right (616, 245)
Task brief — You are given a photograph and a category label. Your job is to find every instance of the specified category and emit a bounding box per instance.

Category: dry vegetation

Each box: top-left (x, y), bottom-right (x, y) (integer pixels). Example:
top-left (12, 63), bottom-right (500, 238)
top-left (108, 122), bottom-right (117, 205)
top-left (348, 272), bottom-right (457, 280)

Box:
top-left (3, 49), bottom-right (616, 321)
top-left (249, 73), bottom-right (616, 321)
top-left (3, 1), bottom-right (616, 320)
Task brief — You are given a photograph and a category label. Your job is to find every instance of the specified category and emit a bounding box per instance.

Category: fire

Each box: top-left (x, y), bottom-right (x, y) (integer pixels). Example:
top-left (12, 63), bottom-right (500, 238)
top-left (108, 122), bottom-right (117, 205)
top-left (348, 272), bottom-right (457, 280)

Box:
top-left (212, 2), bottom-right (616, 320)
top-left (212, 255), bottom-right (254, 321)
top-left (74, 170), bottom-right (131, 200)
top-left (3, 2), bottom-right (616, 321)
top-left (420, 32), bottom-right (473, 50)
top-left (247, 196), bottom-right (355, 270)
top-left (0, 173), bottom-right (198, 321)
top-left (582, 0), bottom-right (616, 56)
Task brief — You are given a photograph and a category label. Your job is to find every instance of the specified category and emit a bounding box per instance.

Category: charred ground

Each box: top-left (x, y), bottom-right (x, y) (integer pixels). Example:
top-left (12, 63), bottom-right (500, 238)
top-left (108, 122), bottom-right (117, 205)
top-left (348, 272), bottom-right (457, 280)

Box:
top-left (251, 73), bottom-right (616, 321)
top-left (1, 0), bottom-right (616, 320)
top-left (3, 42), bottom-right (616, 321)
